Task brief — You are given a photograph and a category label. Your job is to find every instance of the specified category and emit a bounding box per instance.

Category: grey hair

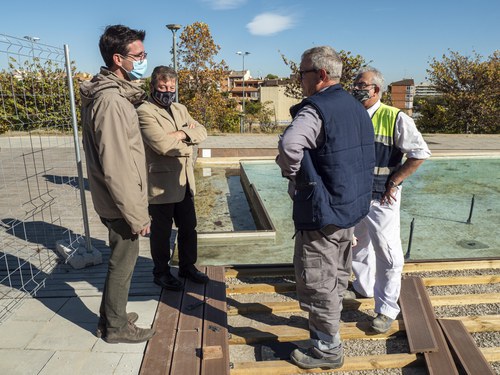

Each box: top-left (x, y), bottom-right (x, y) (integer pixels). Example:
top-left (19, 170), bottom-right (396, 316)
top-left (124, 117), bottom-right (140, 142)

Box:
top-left (151, 65), bottom-right (177, 86)
top-left (302, 46), bottom-right (342, 81)
top-left (356, 66), bottom-right (384, 95)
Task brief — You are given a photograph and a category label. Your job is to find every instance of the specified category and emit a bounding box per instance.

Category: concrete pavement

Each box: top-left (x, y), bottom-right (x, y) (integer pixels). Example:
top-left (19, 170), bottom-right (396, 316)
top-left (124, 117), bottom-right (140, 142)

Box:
top-left (0, 133), bottom-right (499, 375)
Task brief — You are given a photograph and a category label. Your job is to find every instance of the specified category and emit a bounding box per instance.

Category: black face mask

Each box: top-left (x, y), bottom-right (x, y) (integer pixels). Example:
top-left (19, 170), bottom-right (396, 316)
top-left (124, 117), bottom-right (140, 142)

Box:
top-left (352, 89), bottom-right (371, 103)
top-left (152, 89), bottom-right (175, 107)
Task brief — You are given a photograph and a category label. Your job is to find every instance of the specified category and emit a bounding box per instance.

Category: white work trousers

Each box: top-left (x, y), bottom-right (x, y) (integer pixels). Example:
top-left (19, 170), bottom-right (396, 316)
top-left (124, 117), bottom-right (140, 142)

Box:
top-left (352, 186), bottom-right (404, 320)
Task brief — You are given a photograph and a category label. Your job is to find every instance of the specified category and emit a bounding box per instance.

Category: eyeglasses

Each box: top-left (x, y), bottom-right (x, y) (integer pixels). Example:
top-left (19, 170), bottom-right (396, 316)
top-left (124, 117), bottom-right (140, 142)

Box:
top-left (298, 69), bottom-right (318, 80)
top-left (352, 82), bottom-right (377, 90)
top-left (123, 51), bottom-right (148, 61)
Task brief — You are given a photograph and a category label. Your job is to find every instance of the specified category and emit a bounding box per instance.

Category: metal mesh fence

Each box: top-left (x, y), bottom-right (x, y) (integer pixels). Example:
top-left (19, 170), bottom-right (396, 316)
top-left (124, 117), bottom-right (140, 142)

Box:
top-left (0, 34), bottom-right (86, 322)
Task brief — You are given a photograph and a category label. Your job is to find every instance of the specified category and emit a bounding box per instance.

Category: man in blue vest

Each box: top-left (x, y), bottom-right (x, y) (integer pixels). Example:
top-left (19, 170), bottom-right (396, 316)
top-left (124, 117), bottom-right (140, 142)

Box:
top-left (348, 67), bottom-right (431, 333)
top-left (276, 46), bottom-right (375, 370)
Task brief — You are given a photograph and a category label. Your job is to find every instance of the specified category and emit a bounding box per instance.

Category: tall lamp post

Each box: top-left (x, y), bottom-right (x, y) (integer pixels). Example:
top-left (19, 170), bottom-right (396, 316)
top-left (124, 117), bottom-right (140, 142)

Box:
top-left (166, 24), bottom-right (181, 102)
top-left (236, 51), bottom-right (250, 133)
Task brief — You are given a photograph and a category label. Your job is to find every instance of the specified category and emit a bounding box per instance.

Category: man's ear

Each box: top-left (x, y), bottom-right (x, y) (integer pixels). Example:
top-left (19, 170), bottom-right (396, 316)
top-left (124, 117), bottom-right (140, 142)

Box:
top-left (112, 53), bottom-right (122, 68)
top-left (319, 69), bottom-right (328, 82)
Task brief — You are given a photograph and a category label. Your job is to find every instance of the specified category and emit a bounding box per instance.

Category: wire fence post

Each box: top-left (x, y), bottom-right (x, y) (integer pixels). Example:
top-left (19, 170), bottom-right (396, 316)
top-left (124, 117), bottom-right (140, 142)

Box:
top-left (63, 44), bottom-right (92, 253)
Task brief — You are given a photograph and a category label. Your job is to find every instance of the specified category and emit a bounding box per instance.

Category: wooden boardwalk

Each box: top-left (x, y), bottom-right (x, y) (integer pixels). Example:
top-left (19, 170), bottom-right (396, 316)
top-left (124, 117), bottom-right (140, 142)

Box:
top-left (140, 266), bottom-right (229, 375)
top-left (140, 260), bottom-right (500, 374)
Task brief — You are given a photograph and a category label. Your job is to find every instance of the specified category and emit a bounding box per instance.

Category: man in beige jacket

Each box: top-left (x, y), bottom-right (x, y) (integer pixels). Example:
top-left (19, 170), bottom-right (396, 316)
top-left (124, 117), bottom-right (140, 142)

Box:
top-left (137, 66), bottom-right (208, 290)
top-left (81, 25), bottom-right (154, 344)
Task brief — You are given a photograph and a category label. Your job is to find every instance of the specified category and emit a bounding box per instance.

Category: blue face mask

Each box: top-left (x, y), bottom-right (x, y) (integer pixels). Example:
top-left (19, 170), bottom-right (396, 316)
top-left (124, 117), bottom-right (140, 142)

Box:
top-left (126, 59), bottom-right (148, 80)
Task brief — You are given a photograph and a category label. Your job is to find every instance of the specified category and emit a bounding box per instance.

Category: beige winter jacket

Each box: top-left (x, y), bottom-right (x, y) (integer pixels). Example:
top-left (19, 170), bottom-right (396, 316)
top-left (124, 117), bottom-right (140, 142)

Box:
top-left (137, 99), bottom-right (207, 204)
top-left (80, 68), bottom-right (150, 233)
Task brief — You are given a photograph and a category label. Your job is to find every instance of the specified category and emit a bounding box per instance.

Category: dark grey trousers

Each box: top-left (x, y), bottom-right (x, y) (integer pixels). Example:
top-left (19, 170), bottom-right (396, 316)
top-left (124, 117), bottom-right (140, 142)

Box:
top-left (293, 224), bottom-right (353, 355)
top-left (99, 218), bottom-right (140, 331)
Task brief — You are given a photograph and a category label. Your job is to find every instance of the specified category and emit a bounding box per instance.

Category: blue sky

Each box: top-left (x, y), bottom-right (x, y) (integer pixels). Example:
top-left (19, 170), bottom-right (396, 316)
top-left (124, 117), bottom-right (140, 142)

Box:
top-left (1, 0), bottom-right (499, 85)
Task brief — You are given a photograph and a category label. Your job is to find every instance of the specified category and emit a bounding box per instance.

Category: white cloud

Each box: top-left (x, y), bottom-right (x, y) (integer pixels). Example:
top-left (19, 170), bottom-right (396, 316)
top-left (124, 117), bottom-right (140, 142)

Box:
top-left (203, 0), bottom-right (246, 10)
top-left (246, 13), bottom-right (295, 36)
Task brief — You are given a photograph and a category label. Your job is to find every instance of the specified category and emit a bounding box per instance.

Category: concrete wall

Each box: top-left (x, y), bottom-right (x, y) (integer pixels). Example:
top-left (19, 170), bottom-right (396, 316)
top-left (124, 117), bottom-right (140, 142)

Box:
top-left (260, 86), bottom-right (301, 124)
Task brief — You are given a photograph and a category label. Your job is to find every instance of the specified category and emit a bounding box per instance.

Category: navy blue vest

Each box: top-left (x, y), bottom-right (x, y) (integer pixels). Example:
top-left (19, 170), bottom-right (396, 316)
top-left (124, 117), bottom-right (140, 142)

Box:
top-left (292, 84), bottom-right (375, 230)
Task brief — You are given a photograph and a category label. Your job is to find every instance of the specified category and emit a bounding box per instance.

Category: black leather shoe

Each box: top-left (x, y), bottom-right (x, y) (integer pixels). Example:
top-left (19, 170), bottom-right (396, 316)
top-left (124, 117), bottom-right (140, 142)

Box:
top-left (154, 273), bottom-right (184, 291)
top-left (179, 267), bottom-right (209, 284)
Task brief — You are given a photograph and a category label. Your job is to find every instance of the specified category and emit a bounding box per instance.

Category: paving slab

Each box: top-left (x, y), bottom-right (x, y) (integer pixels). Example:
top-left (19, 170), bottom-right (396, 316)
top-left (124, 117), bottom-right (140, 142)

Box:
top-left (0, 349), bottom-right (54, 375)
top-left (39, 350), bottom-right (123, 375)
top-left (9, 297), bottom-right (68, 322)
top-left (0, 319), bottom-right (47, 348)
top-left (26, 319), bottom-right (97, 351)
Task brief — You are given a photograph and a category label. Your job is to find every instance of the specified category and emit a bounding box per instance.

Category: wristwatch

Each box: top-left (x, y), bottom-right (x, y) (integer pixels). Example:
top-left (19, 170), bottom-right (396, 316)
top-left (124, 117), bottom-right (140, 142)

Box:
top-left (388, 180), bottom-right (398, 188)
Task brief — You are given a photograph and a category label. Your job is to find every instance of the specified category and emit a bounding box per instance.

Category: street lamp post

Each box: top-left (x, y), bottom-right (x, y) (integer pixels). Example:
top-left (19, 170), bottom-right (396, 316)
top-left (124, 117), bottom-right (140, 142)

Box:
top-left (166, 24), bottom-right (181, 102)
top-left (236, 51), bottom-right (250, 133)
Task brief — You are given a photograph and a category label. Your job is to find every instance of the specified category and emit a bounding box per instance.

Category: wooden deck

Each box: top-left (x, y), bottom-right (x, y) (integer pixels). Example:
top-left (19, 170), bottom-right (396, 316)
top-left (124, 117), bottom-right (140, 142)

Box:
top-left (140, 266), bottom-right (229, 375)
top-left (141, 260), bottom-right (500, 374)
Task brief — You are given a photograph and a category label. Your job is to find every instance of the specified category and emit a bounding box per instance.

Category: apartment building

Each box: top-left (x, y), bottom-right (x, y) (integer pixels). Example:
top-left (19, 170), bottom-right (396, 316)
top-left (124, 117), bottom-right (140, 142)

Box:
top-left (389, 79), bottom-right (415, 116)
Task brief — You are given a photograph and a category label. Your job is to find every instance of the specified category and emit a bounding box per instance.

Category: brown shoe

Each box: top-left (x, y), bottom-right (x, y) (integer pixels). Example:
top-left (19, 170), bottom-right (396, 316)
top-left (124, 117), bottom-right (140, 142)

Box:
top-left (96, 312), bottom-right (139, 338)
top-left (104, 322), bottom-right (155, 344)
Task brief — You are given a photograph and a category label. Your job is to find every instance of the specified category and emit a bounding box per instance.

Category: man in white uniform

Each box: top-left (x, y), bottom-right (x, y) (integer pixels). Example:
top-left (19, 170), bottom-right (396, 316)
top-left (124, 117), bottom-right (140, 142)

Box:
top-left (349, 66), bottom-right (431, 333)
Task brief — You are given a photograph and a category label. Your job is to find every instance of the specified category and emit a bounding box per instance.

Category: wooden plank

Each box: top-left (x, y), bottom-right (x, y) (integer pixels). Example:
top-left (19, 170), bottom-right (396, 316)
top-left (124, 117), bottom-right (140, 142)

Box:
top-left (438, 319), bottom-right (496, 375)
top-left (140, 280), bottom-right (184, 375)
top-left (225, 267), bottom-right (295, 278)
top-left (422, 274), bottom-right (500, 286)
top-left (400, 277), bottom-right (438, 353)
top-left (229, 347), bottom-right (500, 375)
top-left (230, 320), bottom-right (403, 344)
top-left (403, 259), bottom-right (500, 273)
top-left (227, 293), bottom-right (500, 315)
top-left (414, 278), bottom-right (459, 375)
top-left (229, 314), bottom-right (500, 344)
top-left (226, 275), bottom-right (499, 294)
top-left (226, 282), bottom-right (295, 295)
top-left (170, 266), bottom-right (207, 375)
top-left (231, 353), bottom-right (423, 374)
top-left (201, 266), bottom-right (230, 375)
top-left (225, 260), bottom-right (500, 278)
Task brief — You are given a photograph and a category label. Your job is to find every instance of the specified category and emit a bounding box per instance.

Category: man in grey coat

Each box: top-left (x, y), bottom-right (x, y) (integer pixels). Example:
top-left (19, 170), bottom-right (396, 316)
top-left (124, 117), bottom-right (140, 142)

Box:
top-left (81, 24), bottom-right (154, 344)
top-left (137, 66), bottom-right (208, 290)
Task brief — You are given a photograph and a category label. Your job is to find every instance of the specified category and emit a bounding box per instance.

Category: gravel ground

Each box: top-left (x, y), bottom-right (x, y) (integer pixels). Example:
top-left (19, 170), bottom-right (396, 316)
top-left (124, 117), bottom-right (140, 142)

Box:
top-left (227, 268), bottom-right (500, 374)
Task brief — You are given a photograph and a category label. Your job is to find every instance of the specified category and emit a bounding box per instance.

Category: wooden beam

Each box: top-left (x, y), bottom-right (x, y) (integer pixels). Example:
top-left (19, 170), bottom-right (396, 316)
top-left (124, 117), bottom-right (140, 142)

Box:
top-left (226, 275), bottom-right (500, 295)
top-left (202, 266), bottom-right (230, 375)
top-left (438, 319), bottom-right (496, 375)
top-left (400, 277), bottom-right (438, 353)
top-left (227, 293), bottom-right (500, 315)
top-left (228, 315), bottom-right (500, 345)
top-left (225, 260), bottom-right (500, 278)
top-left (139, 278), bottom-right (184, 375)
top-left (229, 348), bottom-right (500, 375)
top-left (169, 267), bottom-right (207, 375)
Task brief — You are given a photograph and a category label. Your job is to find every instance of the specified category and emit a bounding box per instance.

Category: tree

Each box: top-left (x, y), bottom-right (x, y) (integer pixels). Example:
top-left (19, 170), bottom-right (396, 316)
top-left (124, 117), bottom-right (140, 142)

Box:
top-left (0, 56), bottom-right (80, 134)
top-left (177, 22), bottom-right (239, 132)
top-left (280, 49), bottom-right (370, 100)
top-left (244, 100), bottom-right (278, 133)
top-left (423, 50), bottom-right (500, 133)
top-left (265, 74), bottom-right (278, 79)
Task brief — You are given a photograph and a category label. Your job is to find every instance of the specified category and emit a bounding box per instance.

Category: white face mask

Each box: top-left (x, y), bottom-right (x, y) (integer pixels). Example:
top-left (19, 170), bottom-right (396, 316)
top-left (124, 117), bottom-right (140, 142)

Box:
top-left (125, 59), bottom-right (148, 80)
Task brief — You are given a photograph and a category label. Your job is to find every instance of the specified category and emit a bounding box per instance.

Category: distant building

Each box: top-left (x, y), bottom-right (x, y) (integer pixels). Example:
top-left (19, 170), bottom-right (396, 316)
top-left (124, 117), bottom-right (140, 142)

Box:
top-left (389, 79), bottom-right (415, 116)
top-left (225, 70), bottom-right (301, 125)
top-left (260, 79), bottom-right (301, 124)
top-left (415, 82), bottom-right (440, 97)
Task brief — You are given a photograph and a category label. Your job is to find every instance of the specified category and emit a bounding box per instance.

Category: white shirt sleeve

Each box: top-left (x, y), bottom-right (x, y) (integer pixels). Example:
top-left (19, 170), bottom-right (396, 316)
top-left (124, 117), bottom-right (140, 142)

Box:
top-left (394, 111), bottom-right (432, 159)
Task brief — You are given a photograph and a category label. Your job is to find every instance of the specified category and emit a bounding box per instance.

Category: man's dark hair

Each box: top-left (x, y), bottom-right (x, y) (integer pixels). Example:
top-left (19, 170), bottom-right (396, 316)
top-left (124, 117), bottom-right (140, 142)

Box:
top-left (151, 66), bottom-right (178, 86)
top-left (99, 24), bottom-right (146, 68)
